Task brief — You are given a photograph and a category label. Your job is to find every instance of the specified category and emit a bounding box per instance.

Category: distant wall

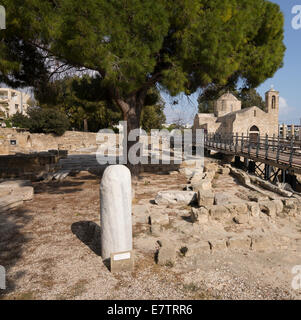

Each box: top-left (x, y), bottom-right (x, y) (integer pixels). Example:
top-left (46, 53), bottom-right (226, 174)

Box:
top-left (0, 150), bottom-right (67, 179)
top-left (0, 128), bottom-right (101, 155)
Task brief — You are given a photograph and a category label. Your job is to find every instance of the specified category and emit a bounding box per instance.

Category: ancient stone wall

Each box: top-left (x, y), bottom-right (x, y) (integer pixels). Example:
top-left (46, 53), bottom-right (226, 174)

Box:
top-left (0, 128), bottom-right (101, 155)
top-left (0, 150), bottom-right (67, 179)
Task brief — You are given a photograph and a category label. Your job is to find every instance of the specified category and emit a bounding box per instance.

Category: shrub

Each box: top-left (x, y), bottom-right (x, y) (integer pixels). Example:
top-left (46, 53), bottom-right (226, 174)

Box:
top-left (11, 108), bottom-right (70, 136)
top-left (11, 112), bottom-right (31, 128)
top-left (27, 107), bottom-right (70, 136)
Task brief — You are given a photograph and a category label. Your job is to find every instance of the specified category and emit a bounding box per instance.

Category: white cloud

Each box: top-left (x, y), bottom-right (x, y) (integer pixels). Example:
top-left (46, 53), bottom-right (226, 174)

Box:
top-left (278, 96), bottom-right (300, 124)
top-left (279, 97), bottom-right (289, 110)
top-left (279, 96), bottom-right (290, 115)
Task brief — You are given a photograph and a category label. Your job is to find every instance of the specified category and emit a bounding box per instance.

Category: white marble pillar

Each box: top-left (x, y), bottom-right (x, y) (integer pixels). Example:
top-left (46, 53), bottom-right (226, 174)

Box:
top-left (100, 165), bottom-right (132, 260)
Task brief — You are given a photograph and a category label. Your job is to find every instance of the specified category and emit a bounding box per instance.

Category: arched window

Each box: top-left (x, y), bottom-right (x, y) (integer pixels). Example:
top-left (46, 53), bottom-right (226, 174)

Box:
top-left (254, 110), bottom-right (256, 117)
top-left (272, 96), bottom-right (276, 109)
top-left (250, 125), bottom-right (259, 132)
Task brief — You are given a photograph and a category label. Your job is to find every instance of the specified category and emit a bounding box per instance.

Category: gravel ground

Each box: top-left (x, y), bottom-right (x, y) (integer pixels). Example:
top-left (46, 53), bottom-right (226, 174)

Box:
top-left (0, 169), bottom-right (301, 300)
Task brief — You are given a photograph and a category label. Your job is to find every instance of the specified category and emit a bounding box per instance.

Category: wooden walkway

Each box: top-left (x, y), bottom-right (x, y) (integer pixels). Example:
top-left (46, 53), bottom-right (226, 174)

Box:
top-left (204, 133), bottom-right (301, 175)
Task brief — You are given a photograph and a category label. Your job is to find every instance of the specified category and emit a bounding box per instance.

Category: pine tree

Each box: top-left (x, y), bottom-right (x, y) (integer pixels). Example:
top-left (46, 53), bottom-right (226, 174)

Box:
top-left (0, 0), bottom-right (285, 173)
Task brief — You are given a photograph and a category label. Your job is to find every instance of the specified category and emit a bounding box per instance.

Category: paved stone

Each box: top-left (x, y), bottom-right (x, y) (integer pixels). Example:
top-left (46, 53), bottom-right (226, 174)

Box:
top-left (155, 191), bottom-right (197, 205)
top-left (197, 190), bottom-right (214, 207)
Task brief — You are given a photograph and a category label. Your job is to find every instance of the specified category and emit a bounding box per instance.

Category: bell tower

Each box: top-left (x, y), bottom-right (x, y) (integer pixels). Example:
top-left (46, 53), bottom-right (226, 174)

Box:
top-left (265, 86), bottom-right (279, 134)
top-left (265, 87), bottom-right (279, 112)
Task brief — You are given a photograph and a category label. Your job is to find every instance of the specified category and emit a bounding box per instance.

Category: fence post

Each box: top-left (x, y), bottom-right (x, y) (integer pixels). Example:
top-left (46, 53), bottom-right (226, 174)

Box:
top-left (241, 133), bottom-right (244, 153)
top-left (256, 134), bottom-right (260, 158)
top-left (289, 137), bottom-right (294, 167)
top-left (248, 133), bottom-right (251, 156)
top-left (235, 133), bottom-right (238, 153)
top-left (265, 134), bottom-right (269, 159)
top-left (276, 135), bottom-right (280, 163)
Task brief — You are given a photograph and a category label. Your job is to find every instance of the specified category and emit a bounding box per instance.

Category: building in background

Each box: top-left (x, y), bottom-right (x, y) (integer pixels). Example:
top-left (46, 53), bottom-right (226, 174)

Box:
top-left (279, 124), bottom-right (301, 140)
top-left (193, 88), bottom-right (279, 141)
top-left (0, 88), bottom-right (31, 121)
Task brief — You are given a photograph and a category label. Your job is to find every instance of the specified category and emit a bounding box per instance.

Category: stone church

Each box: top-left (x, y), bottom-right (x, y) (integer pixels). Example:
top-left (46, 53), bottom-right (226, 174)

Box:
top-left (193, 88), bottom-right (279, 140)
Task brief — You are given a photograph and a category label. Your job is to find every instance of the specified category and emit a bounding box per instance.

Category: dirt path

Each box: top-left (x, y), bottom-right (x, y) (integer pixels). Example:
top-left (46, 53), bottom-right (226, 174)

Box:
top-left (0, 170), bottom-right (301, 300)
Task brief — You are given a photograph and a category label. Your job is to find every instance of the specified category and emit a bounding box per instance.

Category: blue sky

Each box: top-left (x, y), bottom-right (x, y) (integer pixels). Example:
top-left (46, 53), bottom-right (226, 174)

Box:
top-left (163, 0), bottom-right (301, 125)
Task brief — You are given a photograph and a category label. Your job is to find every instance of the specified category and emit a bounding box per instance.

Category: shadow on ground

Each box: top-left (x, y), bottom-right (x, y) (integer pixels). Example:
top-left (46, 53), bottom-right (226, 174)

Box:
top-left (0, 207), bottom-right (33, 298)
top-left (71, 221), bottom-right (112, 271)
top-left (71, 221), bottom-right (101, 256)
top-left (34, 180), bottom-right (85, 195)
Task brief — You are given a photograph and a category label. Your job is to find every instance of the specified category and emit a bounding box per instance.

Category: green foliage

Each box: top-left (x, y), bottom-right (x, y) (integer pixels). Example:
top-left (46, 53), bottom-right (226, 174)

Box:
top-left (11, 108), bottom-right (70, 136)
top-left (0, 0), bottom-right (285, 132)
top-left (239, 88), bottom-right (265, 110)
top-left (4, 118), bottom-right (12, 128)
top-left (140, 103), bottom-right (166, 132)
top-left (35, 75), bottom-right (166, 132)
top-left (35, 76), bottom-right (122, 132)
top-left (27, 108), bottom-right (70, 135)
top-left (11, 112), bottom-right (31, 128)
top-left (198, 100), bottom-right (215, 114)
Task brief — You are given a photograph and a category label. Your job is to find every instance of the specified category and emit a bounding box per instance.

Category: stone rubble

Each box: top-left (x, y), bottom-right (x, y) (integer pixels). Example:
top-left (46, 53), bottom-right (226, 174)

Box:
top-left (0, 179), bottom-right (34, 212)
top-left (141, 159), bottom-right (301, 267)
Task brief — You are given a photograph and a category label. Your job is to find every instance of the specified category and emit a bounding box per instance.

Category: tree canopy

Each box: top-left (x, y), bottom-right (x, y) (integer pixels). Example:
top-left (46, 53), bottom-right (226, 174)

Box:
top-left (11, 107), bottom-right (70, 136)
top-left (0, 0), bottom-right (285, 129)
top-left (33, 75), bottom-right (166, 132)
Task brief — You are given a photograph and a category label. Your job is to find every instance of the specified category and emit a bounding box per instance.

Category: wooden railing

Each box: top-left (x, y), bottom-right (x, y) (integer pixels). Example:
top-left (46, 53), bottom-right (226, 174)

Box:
top-left (204, 133), bottom-right (301, 169)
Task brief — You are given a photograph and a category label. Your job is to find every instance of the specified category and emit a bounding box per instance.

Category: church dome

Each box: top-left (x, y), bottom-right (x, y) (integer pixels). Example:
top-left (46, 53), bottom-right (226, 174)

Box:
top-left (217, 93), bottom-right (239, 101)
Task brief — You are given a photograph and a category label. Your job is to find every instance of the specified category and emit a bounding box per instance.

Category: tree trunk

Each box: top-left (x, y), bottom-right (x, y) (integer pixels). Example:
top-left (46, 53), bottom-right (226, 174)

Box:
top-left (125, 104), bottom-right (142, 178)
top-left (83, 119), bottom-right (88, 132)
top-left (114, 94), bottom-right (144, 177)
top-left (113, 88), bottom-right (148, 177)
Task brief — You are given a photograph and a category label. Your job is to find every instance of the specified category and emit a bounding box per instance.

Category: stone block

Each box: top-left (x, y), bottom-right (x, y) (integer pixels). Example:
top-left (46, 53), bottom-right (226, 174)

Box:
top-left (179, 168), bottom-right (194, 179)
top-left (246, 202), bottom-right (260, 217)
top-left (149, 212), bottom-right (170, 226)
top-left (155, 191), bottom-right (197, 205)
top-left (190, 207), bottom-right (209, 224)
top-left (110, 250), bottom-right (134, 273)
top-left (259, 201), bottom-right (277, 218)
top-left (193, 179), bottom-right (212, 192)
top-left (272, 199), bottom-right (284, 216)
top-left (184, 241), bottom-right (211, 257)
top-left (282, 199), bottom-right (298, 215)
top-left (157, 246), bottom-right (176, 266)
top-left (225, 203), bottom-right (248, 215)
top-left (204, 162), bottom-right (219, 173)
top-left (208, 205), bottom-right (230, 221)
top-left (197, 190), bottom-right (214, 207)
top-left (214, 192), bottom-right (232, 205)
top-left (0, 195), bottom-right (24, 212)
top-left (217, 167), bottom-right (230, 175)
